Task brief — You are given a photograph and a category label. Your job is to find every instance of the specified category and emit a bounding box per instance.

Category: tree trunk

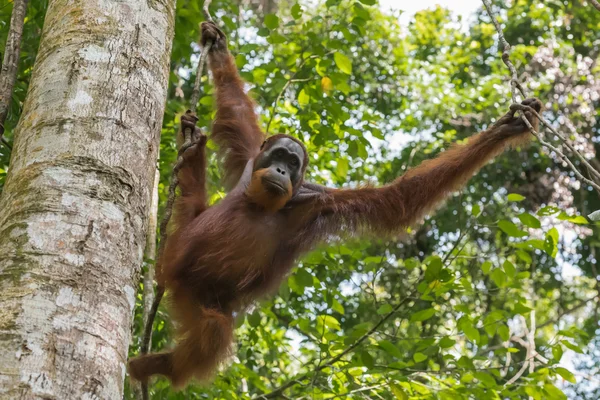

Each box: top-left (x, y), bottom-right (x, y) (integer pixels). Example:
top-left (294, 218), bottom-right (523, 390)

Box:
top-left (0, 0), bottom-right (175, 398)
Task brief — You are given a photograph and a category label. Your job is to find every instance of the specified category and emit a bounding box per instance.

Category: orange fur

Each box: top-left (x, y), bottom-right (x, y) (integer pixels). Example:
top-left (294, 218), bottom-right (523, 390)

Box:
top-left (128, 21), bottom-right (544, 390)
top-left (246, 168), bottom-right (292, 212)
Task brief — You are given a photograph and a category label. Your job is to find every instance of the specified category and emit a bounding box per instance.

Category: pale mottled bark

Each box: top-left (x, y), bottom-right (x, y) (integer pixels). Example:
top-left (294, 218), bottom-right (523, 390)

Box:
top-left (143, 168), bottom-right (159, 340)
top-left (0, 0), bottom-right (175, 398)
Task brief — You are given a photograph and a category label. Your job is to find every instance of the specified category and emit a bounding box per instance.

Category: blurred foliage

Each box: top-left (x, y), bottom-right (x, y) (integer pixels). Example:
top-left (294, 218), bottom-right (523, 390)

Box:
top-left (2, 0), bottom-right (600, 399)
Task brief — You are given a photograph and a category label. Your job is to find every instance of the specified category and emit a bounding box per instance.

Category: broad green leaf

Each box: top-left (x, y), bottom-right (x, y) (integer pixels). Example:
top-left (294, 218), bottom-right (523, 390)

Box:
top-left (503, 260), bottom-right (516, 278)
top-left (498, 220), bottom-right (528, 237)
top-left (498, 325), bottom-right (510, 341)
top-left (413, 352), bottom-right (427, 363)
top-left (248, 311), bottom-right (261, 327)
top-left (544, 228), bottom-right (559, 258)
top-left (264, 14), bottom-right (279, 29)
top-left (555, 367), bottom-right (576, 383)
top-left (334, 52), bottom-right (353, 75)
top-left (438, 337), bottom-right (456, 348)
top-left (491, 269), bottom-right (507, 287)
top-left (518, 212), bottom-right (541, 228)
top-left (358, 0), bottom-right (377, 5)
top-left (390, 384), bottom-right (408, 400)
top-left (507, 193), bottom-right (525, 202)
top-left (552, 345), bottom-right (563, 361)
top-left (471, 203), bottom-right (481, 217)
top-left (463, 324), bottom-right (480, 343)
top-left (516, 250), bottom-right (532, 264)
top-left (360, 350), bottom-right (374, 369)
top-left (377, 304), bottom-right (394, 315)
top-left (538, 206), bottom-right (560, 216)
top-left (317, 315), bottom-right (341, 331)
top-left (298, 89), bottom-right (310, 106)
top-left (410, 308), bottom-right (435, 322)
top-left (481, 261), bottom-right (492, 274)
top-left (558, 212), bottom-right (588, 224)
top-left (543, 383), bottom-right (567, 400)
top-left (291, 3), bottom-right (303, 19)
top-left (378, 340), bottom-right (403, 358)
top-left (561, 340), bottom-right (584, 354)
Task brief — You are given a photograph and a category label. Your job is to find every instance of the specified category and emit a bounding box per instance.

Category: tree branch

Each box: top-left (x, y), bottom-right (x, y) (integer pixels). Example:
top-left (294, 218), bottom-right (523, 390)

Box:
top-left (256, 288), bottom-right (417, 399)
top-left (481, 0), bottom-right (600, 195)
top-left (0, 0), bottom-right (29, 141)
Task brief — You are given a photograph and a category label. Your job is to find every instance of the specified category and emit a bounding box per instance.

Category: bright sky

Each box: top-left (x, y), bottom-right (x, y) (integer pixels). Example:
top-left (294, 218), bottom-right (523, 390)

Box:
top-left (379, 0), bottom-right (481, 25)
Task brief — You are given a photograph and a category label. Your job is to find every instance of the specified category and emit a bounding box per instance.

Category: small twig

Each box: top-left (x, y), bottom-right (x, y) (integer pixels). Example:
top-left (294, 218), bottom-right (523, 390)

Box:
top-left (0, 0), bottom-right (29, 141)
top-left (189, 0), bottom-right (214, 111)
top-left (1, 136), bottom-right (12, 150)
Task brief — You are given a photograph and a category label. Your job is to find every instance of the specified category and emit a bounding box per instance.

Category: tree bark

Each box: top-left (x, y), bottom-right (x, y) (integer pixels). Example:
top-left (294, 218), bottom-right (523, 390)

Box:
top-left (0, 0), bottom-right (29, 140)
top-left (0, 0), bottom-right (175, 398)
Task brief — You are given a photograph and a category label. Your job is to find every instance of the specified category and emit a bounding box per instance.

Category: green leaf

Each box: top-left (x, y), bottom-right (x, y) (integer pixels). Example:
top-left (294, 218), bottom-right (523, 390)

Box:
top-left (298, 89), bottom-right (310, 106)
top-left (390, 384), bottom-right (408, 400)
top-left (413, 352), bottom-right (427, 363)
top-left (317, 315), bottom-right (341, 331)
top-left (552, 345), bottom-right (563, 361)
top-left (439, 337), bottom-right (456, 348)
top-left (425, 256), bottom-right (442, 282)
top-left (377, 304), bottom-right (394, 315)
top-left (516, 250), bottom-right (532, 264)
top-left (490, 269), bottom-right (507, 287)
top-left (248, 311), bottom-right (261, 327)
top-left (481, 261), bottom-right (492, 274)
top-left (264, 14), bottom-right (279, 29)
top-left (508, 193), bottom-right (525, 202)
top-left (358, 0), bottom-right (377, 4)
top-left (410, 308), bottom-right (435, 322)
top-left (555, 367), bottom-right (576, 383)
top-left (471, 203), bottom-right (481, 217)
top-left (503, 260), bottom-right (516, 278)
top-left (543, 383), bottom-right (567, 400)
top-left (498, 325), bottom-right (510, 341)
top-left (463, 324), bottom-right (480, 343)
top-left (558, 212), bottom-right (588, 224)
top-left (544, 228), bottom-right (559, 258)
top-left (498, 220), bottom-right (528, 237)
top-left (378, 340), bottom-right (403, 358)
top-left (561, 340), bottom-right (584, 354)
top-left (518, 212), bottom-right (541, 229)
top-left (295, 268), bottom-right (313, 288)
top-left (537, 206), bottom-right (560, 216)
top-left (474, 371), bottom-right (496, 387)
top-left (361, 350), bottom-right (374, 368)
top-left (291, 3), bottom-right (303, 19)
top-left (334, 52), bottom-right (353, 75)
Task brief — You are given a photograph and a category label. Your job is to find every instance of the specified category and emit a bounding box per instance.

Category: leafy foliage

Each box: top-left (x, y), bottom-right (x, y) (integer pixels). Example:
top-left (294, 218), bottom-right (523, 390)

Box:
top-left (2, 0), bottom-right (599, 398)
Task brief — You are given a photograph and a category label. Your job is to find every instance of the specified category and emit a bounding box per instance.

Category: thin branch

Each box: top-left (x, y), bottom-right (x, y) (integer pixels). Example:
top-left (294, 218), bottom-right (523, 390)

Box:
top-left (587, 0), bottom-right (600, 12)
top-left (0, 0), bottom-right (29, 141)
top-left (256, 288), bottom-right (417, 399)
top-left (1, 136), bottom-right (12, 150)
top-left (482, 0), bottom-right (600, 195)
top-left (189, 0), bottom-right (215, 112)
top-left (537, 296), bottom-right (598, 329)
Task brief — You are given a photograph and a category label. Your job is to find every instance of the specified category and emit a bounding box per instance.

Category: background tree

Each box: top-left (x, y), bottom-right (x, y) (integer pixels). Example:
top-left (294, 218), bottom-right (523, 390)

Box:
top-left (0, 0), bottom-right (175, 398)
